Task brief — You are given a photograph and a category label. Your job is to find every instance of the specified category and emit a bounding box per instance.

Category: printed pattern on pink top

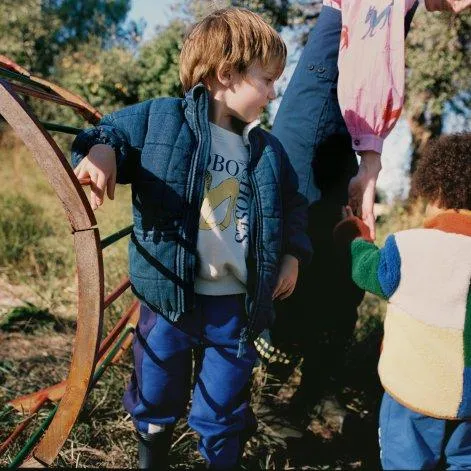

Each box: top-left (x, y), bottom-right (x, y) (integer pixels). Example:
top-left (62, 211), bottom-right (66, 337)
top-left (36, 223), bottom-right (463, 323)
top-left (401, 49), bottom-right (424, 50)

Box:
top-left (328, 0), bottom-right (417, 154)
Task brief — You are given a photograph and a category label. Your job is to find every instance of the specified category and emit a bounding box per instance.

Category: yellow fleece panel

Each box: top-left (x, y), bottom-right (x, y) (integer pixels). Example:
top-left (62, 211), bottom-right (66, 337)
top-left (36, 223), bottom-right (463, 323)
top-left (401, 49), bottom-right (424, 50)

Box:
top-left (379, 306), bottom-right (463, 419)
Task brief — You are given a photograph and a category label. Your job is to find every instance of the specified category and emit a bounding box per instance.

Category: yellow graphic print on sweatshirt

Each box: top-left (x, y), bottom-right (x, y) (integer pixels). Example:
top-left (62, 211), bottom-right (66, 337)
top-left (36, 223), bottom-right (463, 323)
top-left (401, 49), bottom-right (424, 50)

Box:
top-left (199, 171), bottom-right (239, 231)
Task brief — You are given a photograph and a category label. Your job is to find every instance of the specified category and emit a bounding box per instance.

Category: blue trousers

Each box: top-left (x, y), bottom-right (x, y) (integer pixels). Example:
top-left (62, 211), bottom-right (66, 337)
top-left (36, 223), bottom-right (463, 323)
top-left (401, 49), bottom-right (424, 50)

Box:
top-left (269, 5), bottom-right (363, 402)
top-left (123, 294), bottom-right (258, 469)
top-left (379, 392), bottom-right (471, 470)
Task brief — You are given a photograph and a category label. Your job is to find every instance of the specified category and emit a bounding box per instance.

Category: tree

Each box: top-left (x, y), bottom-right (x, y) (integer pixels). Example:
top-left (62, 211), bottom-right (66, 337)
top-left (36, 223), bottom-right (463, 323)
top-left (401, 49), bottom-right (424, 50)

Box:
top-left (55, 38), bottom-right (140, 115)
top-left (0, 0), bottom-right (60, 74)
top-left (0, 0), bottom-right (136, 76)
top-left (405, 10), bottom-right (471, 172)
top-left (42, 0), bottom-right (133, 47)
top-left (136, 21), bottom-right (187, 100)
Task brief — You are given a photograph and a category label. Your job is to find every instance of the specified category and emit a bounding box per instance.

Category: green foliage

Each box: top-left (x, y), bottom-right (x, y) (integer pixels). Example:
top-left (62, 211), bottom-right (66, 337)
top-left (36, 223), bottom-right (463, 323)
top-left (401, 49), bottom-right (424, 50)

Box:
top-left (233, 0), bottom-right (291, 29)
top-left (55, 37), bottom-right (140, 115)
top-left (0, 194), bottom-right (53, 266)
top-left (406, 10), bottom-right (471, 118)
top-left (0, 0), bottom-right (134, 77)
top-left (0, 303), bottom-right (57, 333)
top-left (405, 10), bottom-right (471, 167)
top-left (53, 20), bottom-right (186, 114)
top-left (42, 0), bottom-right (133, 47)
top-left (0, 0), bottom-right (61, 74)
top-left (136, 21), bottom-right (187, 100)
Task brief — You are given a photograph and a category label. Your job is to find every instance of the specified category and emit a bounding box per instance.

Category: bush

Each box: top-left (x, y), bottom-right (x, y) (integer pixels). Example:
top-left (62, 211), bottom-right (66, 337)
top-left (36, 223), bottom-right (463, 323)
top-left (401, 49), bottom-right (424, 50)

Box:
top-left (0, 303), bottom-right (60, 333)
top-left (0, 193), bottom-right (53, 267)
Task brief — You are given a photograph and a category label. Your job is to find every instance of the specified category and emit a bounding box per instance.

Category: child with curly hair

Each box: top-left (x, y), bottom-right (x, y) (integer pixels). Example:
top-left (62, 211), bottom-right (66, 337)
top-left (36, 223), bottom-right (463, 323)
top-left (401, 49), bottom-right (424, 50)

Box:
top-left (335, 133), bottom-right (471, 469)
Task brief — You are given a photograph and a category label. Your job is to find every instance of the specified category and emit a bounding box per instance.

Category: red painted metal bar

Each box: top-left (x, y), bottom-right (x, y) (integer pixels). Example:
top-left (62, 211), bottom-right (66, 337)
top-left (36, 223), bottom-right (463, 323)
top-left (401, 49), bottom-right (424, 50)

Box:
top-left (0, 55), bottom-right (30, 76)
top-left (0, 56), bottom-right (101, 124)
top-left (13, 322), bottom-right (138, 469)
top-left (104, 277), bottom-right (132, 309)
top-left (9, 82), bottom-right (87, 112)
top-left (0, 80), bottom-right (97, 231)
top-left (97, 299), bottom-right (139, 361)
top-left (8, 299), bottom-right (138, 415)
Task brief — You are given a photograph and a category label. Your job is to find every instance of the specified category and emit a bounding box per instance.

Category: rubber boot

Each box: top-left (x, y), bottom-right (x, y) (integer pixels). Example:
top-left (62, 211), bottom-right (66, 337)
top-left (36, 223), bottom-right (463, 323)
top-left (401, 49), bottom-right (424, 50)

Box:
top-left (137, 425), bottom-right (174, 470)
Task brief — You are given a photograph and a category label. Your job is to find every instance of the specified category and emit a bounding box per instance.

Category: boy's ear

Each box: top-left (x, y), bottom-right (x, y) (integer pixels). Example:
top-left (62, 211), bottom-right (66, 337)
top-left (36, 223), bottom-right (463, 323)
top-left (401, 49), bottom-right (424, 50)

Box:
top-left (216, 65), bottom-right (233, 87)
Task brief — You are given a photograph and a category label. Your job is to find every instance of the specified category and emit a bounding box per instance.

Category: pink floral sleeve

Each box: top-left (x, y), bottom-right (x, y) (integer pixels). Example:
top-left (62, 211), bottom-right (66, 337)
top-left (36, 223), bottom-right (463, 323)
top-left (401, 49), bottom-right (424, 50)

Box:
top-left (331, 0), bottom-right (417, 154)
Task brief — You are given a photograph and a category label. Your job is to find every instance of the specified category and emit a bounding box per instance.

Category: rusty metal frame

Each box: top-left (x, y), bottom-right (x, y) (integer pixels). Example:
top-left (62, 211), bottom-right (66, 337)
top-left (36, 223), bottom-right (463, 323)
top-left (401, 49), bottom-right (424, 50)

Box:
top-left (0, 55), bottom-right (101, 125)
top-left (0, 55), bottom-right (142, 467)
top-left (0, 76), bottom-right (104, 466)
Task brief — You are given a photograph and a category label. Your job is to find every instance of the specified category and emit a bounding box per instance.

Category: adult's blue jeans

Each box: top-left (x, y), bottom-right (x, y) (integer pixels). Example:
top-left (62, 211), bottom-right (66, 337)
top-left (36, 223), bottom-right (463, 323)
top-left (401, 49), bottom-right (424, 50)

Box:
top-left (270, 4), bottom-right (363, 404)
top-left (123, 295), bottom-right (258, 469)
top-left (380, 392), bottom-right (471, 470)
top-left (270, 3), bottom-right (418, 403)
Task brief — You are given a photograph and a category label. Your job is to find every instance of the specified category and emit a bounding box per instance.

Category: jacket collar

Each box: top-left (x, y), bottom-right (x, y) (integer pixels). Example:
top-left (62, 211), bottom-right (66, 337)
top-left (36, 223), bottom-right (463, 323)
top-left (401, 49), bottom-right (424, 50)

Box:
top-left (183, 83), bottom-right (260, 145)
top-left (183, 83), bottom-right (207, 132)
top-left (423, 209), bottom-right (471, 237)
top-left (242, 119), bottom-right (260, 146)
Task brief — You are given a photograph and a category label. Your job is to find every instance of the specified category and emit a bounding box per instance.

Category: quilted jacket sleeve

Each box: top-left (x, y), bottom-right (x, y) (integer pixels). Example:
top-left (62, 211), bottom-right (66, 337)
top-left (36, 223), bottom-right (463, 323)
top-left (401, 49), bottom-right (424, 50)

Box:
top-left (71, 100), bottom-right (154, 183)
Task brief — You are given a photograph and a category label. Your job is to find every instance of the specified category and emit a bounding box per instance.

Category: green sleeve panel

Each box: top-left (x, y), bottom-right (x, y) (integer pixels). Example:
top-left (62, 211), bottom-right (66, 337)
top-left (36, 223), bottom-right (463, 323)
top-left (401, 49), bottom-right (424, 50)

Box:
top-left (350, 239), bottom-right (387, 299)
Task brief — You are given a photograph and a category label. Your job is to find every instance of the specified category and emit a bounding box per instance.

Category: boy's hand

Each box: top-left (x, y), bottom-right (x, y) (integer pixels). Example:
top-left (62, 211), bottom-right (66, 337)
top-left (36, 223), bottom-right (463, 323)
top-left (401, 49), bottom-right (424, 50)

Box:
top-left (74, 144), bottom-right (117, 210)
top-left (341, 205), bottom-right (355, 220)
top-left (336, 205), bottom-right (373, 243)
top-left (273, 254), bottom-right (299, 301)
top-left (348, 150), bottom-right (381, 240)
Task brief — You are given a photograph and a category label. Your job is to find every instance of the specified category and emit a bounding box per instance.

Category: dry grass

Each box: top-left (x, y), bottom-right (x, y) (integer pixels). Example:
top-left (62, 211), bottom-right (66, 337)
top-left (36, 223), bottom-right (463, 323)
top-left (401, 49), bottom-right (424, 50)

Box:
top-left (0, 130), bottom-right (428, 468)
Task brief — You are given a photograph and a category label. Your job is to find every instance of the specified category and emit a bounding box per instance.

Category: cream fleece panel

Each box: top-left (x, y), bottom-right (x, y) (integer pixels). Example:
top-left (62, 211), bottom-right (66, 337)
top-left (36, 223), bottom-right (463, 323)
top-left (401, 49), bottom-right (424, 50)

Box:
top-left (379, 307), bottom-right (463, 418)
top-left (390, 229), bottom-right (471, 330)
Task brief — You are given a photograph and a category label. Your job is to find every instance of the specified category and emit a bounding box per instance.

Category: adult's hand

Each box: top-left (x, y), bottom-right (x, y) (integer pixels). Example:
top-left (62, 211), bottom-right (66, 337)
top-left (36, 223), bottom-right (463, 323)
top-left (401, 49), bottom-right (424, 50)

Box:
top-left (348, 150), bottom-right (381, 240)
top-left (424, 0), bottom-right (471, 13)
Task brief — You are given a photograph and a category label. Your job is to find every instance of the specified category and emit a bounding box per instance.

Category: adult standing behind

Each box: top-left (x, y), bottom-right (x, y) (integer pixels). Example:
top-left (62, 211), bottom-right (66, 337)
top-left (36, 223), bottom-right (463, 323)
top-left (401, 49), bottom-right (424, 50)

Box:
top-left (269, 0), bottom-right (471, 425)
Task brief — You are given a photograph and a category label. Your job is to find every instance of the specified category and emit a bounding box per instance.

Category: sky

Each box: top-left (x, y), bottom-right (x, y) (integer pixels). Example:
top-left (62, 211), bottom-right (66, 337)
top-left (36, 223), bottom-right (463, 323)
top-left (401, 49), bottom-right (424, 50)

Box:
top-left (128, 0), bottom-right (175, 41)
top-left (127, 1), bottom-right (469, 204)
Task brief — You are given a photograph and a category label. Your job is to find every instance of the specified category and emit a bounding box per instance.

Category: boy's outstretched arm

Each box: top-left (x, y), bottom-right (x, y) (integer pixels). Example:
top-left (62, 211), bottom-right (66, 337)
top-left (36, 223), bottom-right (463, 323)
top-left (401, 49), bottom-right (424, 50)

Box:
top-left (334, 209), bottom-right (401, 300)
top-left (71, 101), bottom-right (152, 208)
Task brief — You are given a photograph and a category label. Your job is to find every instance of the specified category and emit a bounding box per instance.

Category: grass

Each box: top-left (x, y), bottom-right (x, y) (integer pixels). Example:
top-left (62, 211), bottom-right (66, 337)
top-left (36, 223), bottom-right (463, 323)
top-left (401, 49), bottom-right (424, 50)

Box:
top-left (0, 129), bottom-right (427, 468)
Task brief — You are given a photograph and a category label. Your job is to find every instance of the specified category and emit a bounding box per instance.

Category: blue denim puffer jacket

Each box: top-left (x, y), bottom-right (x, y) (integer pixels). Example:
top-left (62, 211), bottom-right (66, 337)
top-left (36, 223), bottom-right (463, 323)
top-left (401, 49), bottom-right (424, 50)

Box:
top-left (72, 84), bottom-right (312, 351)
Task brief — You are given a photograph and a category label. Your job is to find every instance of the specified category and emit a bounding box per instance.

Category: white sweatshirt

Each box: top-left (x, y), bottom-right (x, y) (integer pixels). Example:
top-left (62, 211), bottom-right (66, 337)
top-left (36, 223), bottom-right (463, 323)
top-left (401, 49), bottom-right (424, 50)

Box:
top-left (194, 123), bottom-right (252, 295)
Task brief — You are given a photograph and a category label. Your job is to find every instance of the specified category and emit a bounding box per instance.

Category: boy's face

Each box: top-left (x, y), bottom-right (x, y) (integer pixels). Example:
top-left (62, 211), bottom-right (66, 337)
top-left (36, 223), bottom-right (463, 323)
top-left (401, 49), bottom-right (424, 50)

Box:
top-left (224, 61), bottom-right (280, 124)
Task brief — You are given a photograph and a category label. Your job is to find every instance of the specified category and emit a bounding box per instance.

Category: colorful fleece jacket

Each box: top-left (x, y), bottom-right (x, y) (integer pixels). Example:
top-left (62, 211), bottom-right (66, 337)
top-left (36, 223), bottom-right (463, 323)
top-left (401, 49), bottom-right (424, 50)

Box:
top-left (335, 210), bottom-right (471, 419)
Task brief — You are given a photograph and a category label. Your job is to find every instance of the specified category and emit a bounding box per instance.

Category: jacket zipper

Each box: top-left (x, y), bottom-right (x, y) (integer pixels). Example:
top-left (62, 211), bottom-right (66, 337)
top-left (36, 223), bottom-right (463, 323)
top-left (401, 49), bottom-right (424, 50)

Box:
top-left (245, 136), bottom-right (263, 343)
top-left (178, 105), bottom-right (201, 312)
top-left (178, 95), bottom-right (209, 312)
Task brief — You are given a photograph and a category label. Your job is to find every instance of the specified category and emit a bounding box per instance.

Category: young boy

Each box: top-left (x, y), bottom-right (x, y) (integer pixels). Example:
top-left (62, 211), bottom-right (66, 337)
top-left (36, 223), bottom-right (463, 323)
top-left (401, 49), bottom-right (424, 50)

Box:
top-left (334, 133), bottom-right (471, 470)
top-left (71, 8), bottom-right (311, 470)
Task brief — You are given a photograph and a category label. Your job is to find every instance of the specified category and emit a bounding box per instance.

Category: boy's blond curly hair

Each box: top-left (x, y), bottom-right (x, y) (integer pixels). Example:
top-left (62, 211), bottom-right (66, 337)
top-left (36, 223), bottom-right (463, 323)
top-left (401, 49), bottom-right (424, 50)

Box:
top-left (179, 7), bottom-right (287, 92)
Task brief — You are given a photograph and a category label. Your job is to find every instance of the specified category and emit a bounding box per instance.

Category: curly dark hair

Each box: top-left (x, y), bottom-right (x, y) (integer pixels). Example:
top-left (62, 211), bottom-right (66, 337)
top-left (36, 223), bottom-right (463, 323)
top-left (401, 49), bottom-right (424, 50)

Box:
top-left (411, 132), bottom-right (471, 210)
